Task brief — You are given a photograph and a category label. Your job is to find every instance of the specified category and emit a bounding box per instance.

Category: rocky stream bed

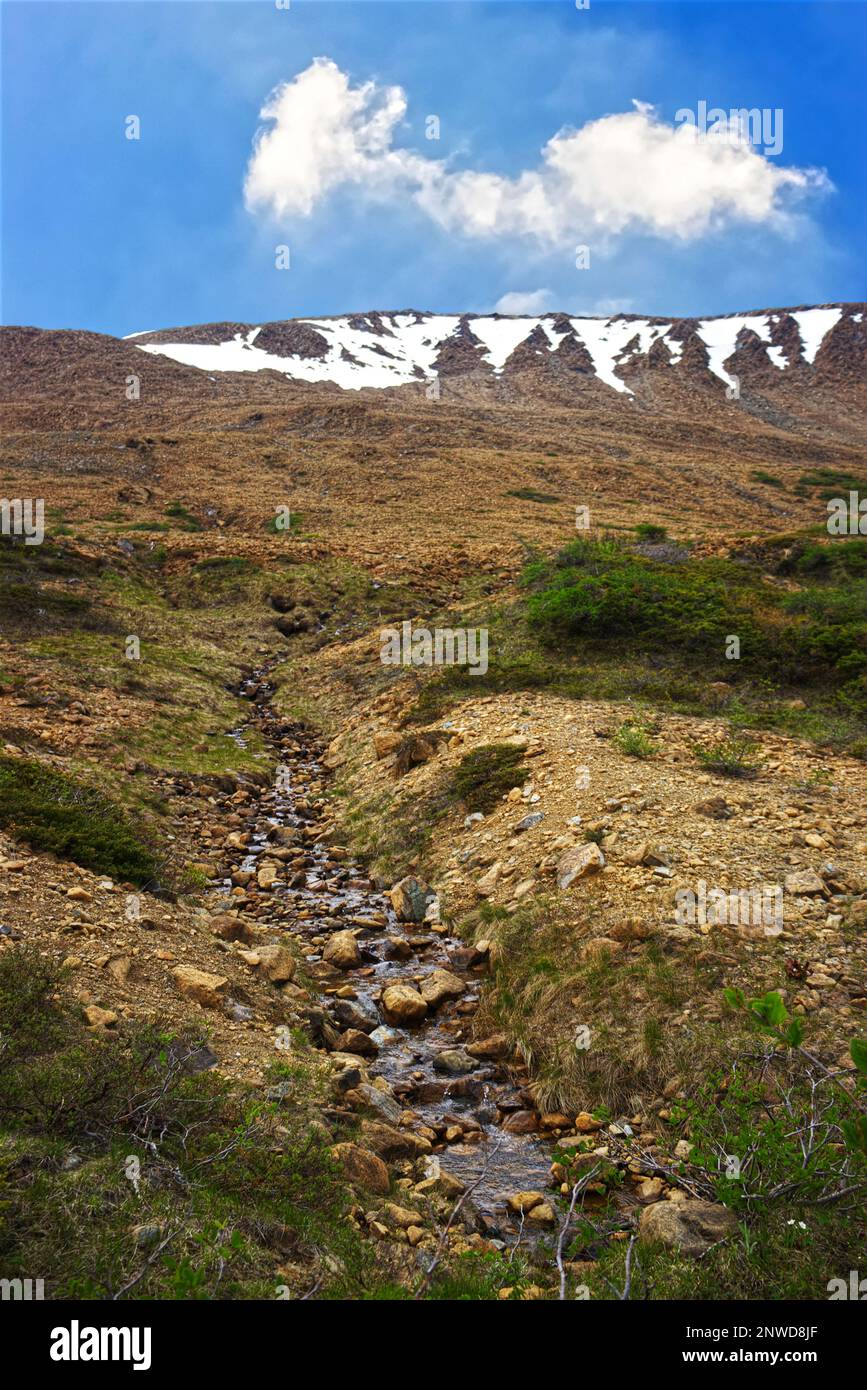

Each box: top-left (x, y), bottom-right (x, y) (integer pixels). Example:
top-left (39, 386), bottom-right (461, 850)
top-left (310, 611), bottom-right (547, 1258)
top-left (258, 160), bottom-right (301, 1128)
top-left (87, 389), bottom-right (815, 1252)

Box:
top-left (222, 666), bottom-right (564, 1244)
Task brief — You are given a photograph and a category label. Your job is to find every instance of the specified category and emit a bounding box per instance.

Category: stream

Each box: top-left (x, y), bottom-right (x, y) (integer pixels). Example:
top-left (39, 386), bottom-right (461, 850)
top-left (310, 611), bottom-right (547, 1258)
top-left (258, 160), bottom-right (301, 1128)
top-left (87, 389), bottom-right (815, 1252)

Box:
top-left (223, 665), bottom-right (556, 1239)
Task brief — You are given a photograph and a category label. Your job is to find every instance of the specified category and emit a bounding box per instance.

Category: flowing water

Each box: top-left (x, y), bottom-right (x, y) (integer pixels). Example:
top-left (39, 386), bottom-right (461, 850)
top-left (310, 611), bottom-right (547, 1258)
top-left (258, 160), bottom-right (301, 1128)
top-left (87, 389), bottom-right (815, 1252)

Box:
top-left (224, 666), bottom-right (556, 1236)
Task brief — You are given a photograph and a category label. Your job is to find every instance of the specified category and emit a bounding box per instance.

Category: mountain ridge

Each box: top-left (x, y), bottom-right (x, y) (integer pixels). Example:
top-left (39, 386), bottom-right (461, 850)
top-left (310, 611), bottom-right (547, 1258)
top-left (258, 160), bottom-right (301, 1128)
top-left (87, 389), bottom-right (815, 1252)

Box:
top-left (120, 303), bottom-right (866, 396)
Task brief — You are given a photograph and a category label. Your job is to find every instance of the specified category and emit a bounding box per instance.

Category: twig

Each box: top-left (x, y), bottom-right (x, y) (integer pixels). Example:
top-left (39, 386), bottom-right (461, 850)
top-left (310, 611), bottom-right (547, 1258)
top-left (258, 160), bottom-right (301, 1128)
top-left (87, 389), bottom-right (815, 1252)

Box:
top-left (601, 1234), bottom-right (638, 1301)
top-left (556, 1164), bottom-right (600, 1301)
top-left (111, 1218), bottom-right (187, 1301)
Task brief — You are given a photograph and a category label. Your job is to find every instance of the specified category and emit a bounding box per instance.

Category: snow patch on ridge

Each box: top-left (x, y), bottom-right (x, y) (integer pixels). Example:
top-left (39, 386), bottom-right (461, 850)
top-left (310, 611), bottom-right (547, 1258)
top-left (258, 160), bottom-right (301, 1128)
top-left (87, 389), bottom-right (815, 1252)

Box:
top-left (132, 307), bottom-right (851, 394)
top-left (791, 307), bottom-right (843, 364)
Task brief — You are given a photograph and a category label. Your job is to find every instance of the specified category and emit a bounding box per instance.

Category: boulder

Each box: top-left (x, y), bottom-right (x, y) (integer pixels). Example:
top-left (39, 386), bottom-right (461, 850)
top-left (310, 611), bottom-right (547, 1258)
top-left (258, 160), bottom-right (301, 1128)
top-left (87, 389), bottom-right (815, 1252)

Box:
top-left (501, 1110), bottom-right (539, 1134)
top-left (256, 863), bottom-right (280, 890)
top-left (381, 984), bottom-right (428, 1026)
top-left (638, 1199), bottom-right (738, 1257)
top-left (335, 1028), bottom-right (379, 1057)
top-left (210, 913), bottom-right (254, 944)
top-left (419, 968), bottom-right (466, 1009)
top-left (432, 1048), bottom-right (478, 1076)
top-left (360, 1121), bottom-right (432, 1161)
top-left (333, 997), bottom-right (378, 1033)
top-left (83, 1005), bottom-right (117, 1029)
top-left (380, 1202), bottom-right (424, 1229)
top-left (506, 1191), bottom-right (547, 1214)
top-left (330, 1143), bottom-right (390, 1195)
top-left (388, 876), bottom-right (430, 923)
top-left (476, 862), bottom-right (502, 897)
top-left (322, 930), bottom-right (362, 970)
top-left (373, 730), bottom-right (402, 759)
top-left (784, 869), bottom-right (826, 896)
top-left (526, 1202), bottom-right (556, 1224)
top-left (345, 1082), bottom-right (402, 1124)
top-left (414, 1172), bottom-right (466, 1201)
top-left (574, 1111), bottom-right (603, 1133)
top-left (255, 944), bottom-right (296, 984)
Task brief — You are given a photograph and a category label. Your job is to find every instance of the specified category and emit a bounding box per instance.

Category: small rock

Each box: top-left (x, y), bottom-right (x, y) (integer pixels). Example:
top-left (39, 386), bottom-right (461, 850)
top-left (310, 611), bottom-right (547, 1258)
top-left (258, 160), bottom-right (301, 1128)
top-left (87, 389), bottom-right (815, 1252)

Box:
top-left (330, 1143), bottom-right (390, 1195)
top-left (433, 1048), bottom-right (477, 1076)
top-left (784, 869), bottom-right (826, 896)
top-left (467, 1034), bottom-right (510, 1060)
top-left (556, 843), bottom-right (605, 889)
top-left (83, 1005), bottom-right (117, 1029)
top-left (172, 965), bottom-right (228, 1009)
top-left (506, 1191), bottom-right (546, 1214)
top-left (322, 930), bottom-right (362, 970)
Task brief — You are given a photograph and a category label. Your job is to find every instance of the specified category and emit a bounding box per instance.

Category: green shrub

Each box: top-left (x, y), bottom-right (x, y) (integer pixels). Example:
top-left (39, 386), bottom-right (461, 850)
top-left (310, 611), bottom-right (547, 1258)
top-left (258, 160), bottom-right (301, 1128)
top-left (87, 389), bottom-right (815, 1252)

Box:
top-left (0, 755), bottom-right (160, 884)
top-left (797, 467), bottom-right (867, 501)
top-left (525, 538), bottom-right (751, 652)
top-left (613, 721), bottom-right (657, 758)
top-left (634, 522), bottom-right (668, 541)
top-left (750, 470), bottom-right (784, 489)
top-left (524, 535), bottom-right (867, 695)
top-left (693, 733), bottom-right (762, 778)
top-left (265, 511), bottom-right (302, 535)
top-left (453, 743), bottom-right (525, 812)
top-left (0, 949), bottom-right (374, 1300)
top-left (164, 502), bottom-right (201, 531)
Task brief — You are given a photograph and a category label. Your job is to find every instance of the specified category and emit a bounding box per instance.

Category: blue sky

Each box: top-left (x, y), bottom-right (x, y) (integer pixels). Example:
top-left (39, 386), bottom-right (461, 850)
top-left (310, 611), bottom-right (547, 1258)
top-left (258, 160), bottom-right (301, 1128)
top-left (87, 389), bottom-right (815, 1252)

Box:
top-left (2, 1), bottom-right (865, 334)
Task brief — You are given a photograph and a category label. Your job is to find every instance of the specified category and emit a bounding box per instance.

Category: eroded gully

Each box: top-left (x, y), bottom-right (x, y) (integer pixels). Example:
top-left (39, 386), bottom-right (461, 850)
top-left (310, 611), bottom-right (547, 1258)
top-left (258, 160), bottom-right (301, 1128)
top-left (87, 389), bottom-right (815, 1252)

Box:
top-left (223, 665), bottom-right (556, 1239)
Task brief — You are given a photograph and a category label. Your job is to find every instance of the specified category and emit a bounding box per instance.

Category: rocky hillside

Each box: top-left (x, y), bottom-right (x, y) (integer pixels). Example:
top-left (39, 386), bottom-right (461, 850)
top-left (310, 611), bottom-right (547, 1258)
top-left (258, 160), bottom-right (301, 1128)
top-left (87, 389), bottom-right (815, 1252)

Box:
top-left (126, 304), bottom-right (867, 397)
top-left (1, 304), bottom-right (866, 563)
top-left (1, 304), bottom-right (865, 1304)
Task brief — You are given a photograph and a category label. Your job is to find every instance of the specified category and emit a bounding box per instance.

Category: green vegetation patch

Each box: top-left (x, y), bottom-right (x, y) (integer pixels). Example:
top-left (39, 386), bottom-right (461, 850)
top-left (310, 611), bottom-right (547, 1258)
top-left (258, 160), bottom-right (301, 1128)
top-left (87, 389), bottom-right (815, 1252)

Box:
top-left (796, 467), bottom-right (867, 501)
top-left (613, 720), bottom-right (658, 759)
top-left (164, 502), bottom-right (202, 531)
top-left (694, 732), bottom-right (763, 778)
top-left (0, 756), bottom-right (159, 884)
top-left (505, 488), bottom-right (561, 504)
top-left (0, 949), bottom-right (382, 1300)
top-left (452, 742), bottom-right (526, 812)
top-left (750, 469), bottom-right (785, 489)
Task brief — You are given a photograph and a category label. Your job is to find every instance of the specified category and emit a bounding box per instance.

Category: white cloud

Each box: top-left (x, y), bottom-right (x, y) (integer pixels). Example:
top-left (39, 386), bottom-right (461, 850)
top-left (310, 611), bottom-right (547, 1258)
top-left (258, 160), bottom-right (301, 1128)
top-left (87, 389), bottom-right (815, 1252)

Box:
top-left (245, 59), bottom-right (831, 246)
top-left (494, 289), bottom-right (554, 315)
